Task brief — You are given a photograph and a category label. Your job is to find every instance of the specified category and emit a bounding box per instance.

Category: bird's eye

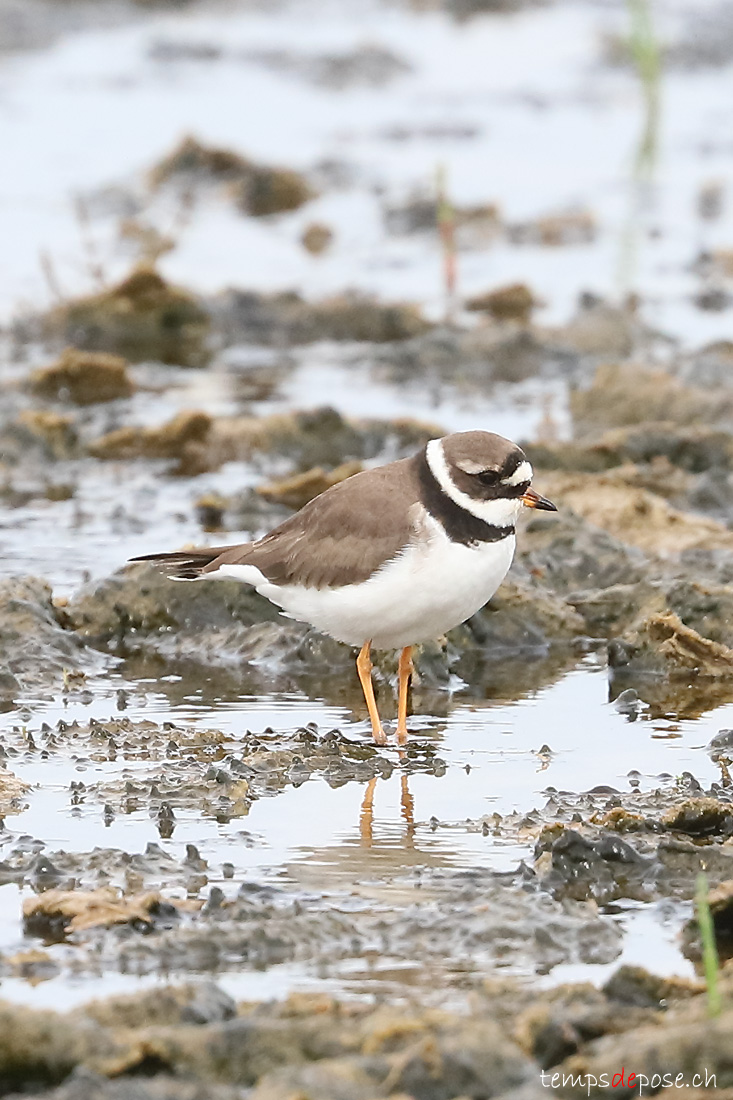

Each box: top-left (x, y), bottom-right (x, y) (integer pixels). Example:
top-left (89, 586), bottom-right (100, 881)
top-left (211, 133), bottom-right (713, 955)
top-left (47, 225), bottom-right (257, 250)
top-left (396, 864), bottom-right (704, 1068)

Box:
top-left (476, 469), bottom-right (499, 486)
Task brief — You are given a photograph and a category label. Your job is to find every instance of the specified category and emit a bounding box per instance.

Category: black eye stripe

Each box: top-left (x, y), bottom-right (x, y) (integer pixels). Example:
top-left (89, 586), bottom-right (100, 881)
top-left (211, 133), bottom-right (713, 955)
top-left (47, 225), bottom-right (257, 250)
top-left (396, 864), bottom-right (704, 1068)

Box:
top-left (505, 480), bottom-right (530, 497)
top-left (474, 469), bottom-right (530, 494)
top-left (476, 470), bottom-right (499, 486)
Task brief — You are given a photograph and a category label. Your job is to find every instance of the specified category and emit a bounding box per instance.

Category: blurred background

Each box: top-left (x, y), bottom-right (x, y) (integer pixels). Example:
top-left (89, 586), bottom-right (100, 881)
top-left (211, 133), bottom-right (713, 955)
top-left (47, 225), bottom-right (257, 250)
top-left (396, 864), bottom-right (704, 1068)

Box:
top-left (1, 0), bottom-right (731, 340)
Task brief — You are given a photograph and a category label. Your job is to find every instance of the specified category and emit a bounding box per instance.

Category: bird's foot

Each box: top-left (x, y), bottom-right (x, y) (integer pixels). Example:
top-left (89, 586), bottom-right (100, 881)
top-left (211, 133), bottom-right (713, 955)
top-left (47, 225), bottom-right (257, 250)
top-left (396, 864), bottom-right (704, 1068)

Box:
top-left (395, 722), bottom-right (408, 745)
top-left (371, 724), bottom-right (387, 747)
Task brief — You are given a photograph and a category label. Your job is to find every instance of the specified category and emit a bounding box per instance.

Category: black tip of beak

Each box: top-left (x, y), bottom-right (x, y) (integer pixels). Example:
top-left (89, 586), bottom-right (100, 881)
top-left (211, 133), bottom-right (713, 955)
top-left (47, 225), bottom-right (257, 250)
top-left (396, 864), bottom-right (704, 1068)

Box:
top-left (522, 489), bottom-right (558, 512)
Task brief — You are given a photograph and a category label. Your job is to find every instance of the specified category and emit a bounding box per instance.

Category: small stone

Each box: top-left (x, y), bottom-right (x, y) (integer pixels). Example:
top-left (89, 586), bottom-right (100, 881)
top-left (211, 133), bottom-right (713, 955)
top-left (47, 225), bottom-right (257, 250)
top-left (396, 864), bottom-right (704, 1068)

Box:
top-left (465, 282), bottom-right (536, 322)
top-left (30, 348), bottom-right (134, 405)
top-left (301, 222), bottom-right (333, 254)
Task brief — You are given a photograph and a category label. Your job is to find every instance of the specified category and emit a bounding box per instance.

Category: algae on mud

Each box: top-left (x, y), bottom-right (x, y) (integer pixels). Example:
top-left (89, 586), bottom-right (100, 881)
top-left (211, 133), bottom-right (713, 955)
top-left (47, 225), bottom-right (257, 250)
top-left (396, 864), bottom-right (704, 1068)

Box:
top-left (148, 135), bottom-right (315, 218)
top-left (43, 268), bottom-right (211, 368)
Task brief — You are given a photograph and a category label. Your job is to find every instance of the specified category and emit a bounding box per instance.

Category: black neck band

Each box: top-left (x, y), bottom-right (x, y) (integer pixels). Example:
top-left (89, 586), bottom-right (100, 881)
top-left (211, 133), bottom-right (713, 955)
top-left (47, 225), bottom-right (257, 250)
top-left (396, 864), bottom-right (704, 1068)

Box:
top-left (416, 450), bottom-right (515, 546)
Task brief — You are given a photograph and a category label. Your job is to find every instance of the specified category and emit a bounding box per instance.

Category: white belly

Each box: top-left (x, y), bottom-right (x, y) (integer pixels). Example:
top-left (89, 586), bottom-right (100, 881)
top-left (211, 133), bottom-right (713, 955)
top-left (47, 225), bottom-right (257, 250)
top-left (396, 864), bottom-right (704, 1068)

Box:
top-left (213, 525), bottom-right (516, 651)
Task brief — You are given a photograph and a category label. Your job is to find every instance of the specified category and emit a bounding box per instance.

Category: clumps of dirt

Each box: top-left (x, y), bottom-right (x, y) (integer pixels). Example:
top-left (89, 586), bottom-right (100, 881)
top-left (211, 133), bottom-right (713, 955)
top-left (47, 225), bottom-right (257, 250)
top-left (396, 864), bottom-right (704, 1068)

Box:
top-left (148, 135), bottom-right (250, 188)
top-left (84, 983), bottom-right (237, 1031)
top-left (0, 991), bottom-right (534, 1099)
top-left (231, 166), bottom-right (313, 218)
top-left (507, 208), bottom-right (596, 247)
top-left (517, 508), bottom-right (647, 596)
top-left (43, 266), bottom-right (211, 367)
top-left (661, 797), bottom-right (733, 836)
top-left (256, 460), bottom-right (362, 509)
top-left (7, 1075), bottom-right (248, 1100)
top-left (384, 192), bottom-right (499, 246)
top-left (685, 879), bottom-right (733, 962)
top-left (371, 321), bottom-right (570, 390)
top-left (68, 567), bottom-right (279, 648)
top-left (210, 288), bottom-right (432, 346)
top-left (0, 834), bottom-right (215, 895)
top-left (9, 410), bottom-right (80, 461)
top-left (87, 406), bottom-right (440, 476)
top-left (0, 1001), bottom-right (100, 1095)
top-left (553, 295), bottom-right (641, 358)
top-left (0, 576), bottom-right (91, 697)
top-left (465, 282), bottom-right (537, 322)
top-left (0, 719), bottom-right (444, 868)
top-left (23, 888), bottom-right (200, 941)
top-left (609, 611), bottom-right (733, 681)
top-left (8, 964), bottom-right (733, 1100)
top-left (463, 575), bottom-right (585, 653)
top-left (29, 348), bottom-right (135, 405)
top-left (149, 135), bottom-right (314, 217)
top-left (194, 491), bottom-right (228, 531)
top-left (535, 826), bottom-right (653, 905)
top-left (245, 42), bottom-right (412, 90)
top-left (300, 221), bottom-right (333, 254)
top-left (570, 363), bottom-right (730, 438)
top-left (16, 858), bottom-right (621, 999)
top-left (560, 1007), bottom-right (733, 1096)
top-left (527, 423), bottom-right (733, 475)
top-left (307, 293), bottom-right (431, 342)
top-left (88, 410), bottom-right (214, 473)
top-left (529, 778), bottom-right (733, 906)
top-left (444, 0), bottom-right (544, 15)
top-left (0, 766), bottom-right (29, 817)
top-left (512, 974), bottom-right (695, 1070)
top-left (601, 964), bottom-right (701, 1008)
top-left (534, 470), bottom-right (733, 554)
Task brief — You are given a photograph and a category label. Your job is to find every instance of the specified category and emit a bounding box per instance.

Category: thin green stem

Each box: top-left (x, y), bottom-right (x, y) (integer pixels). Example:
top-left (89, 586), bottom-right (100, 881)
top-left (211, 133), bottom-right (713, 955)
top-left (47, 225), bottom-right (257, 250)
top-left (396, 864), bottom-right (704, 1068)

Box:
top-left (618, 0), bottom-right (662, 294)
top-left (626, 0), bottom-right (662, 178)
top-left (436, 162), bottom-right (457, 322)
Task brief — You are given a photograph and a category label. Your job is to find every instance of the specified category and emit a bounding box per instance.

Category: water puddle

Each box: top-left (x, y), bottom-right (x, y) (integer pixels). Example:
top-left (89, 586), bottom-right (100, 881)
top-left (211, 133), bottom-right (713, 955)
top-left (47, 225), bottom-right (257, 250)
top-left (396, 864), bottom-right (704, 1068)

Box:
top-left (0, 656), bottom-right (723, 1004)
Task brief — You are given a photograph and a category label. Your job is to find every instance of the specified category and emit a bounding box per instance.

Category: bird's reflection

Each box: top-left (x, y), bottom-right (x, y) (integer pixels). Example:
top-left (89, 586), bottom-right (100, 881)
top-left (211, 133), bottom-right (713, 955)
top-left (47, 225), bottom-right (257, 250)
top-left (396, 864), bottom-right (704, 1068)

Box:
top-left (359, 753), bottom-right (415, 848)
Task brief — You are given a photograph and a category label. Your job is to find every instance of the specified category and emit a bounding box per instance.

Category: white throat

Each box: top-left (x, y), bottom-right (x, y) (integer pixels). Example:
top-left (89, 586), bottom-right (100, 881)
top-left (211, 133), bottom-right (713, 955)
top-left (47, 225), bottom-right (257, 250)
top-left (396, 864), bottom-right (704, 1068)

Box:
top-left (425, 438), bottom-right (524, 529)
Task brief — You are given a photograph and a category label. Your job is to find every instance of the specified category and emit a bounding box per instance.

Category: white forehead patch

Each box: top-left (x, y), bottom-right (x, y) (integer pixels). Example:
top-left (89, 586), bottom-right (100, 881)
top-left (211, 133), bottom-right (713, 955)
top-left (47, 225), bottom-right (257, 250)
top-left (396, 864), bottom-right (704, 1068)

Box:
top-left (501, 460), bottom-right (533, 487)
top-left (455, 458), bottom-right (491, 475)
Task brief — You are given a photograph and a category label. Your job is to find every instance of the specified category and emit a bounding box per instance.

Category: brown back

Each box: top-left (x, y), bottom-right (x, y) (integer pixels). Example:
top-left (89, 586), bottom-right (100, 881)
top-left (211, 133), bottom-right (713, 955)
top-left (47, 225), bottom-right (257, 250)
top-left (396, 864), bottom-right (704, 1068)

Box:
top-left (204, 456), bottom-right (421, 589)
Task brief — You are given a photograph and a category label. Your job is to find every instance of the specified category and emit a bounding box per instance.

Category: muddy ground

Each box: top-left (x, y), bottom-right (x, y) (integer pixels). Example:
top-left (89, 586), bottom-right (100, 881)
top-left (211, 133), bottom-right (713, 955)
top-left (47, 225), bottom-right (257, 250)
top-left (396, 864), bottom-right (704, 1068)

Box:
top-left (4, 263), bottom-right (733, 1093)
top-left (3, 0), bottom-right (733, 1096)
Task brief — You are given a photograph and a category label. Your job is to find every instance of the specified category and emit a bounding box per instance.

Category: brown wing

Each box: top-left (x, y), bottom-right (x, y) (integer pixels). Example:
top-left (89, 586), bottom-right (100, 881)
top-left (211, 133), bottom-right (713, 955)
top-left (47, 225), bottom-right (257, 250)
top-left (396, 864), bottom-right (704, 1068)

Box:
top-left (203, 456), bottom-right (421, 588)
top-left (129, 545), bottom-right (248, 579)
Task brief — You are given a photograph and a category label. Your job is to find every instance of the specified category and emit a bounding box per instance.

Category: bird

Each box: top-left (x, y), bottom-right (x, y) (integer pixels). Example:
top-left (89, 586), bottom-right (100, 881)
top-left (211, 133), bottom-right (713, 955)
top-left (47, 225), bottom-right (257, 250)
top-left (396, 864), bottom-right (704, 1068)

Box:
top-left (131, 430), bottom-right (556, 744)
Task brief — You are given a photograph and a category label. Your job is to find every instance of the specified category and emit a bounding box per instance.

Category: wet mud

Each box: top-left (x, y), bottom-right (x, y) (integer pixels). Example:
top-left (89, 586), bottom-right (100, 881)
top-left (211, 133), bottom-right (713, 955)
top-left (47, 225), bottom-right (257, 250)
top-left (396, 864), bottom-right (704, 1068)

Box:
top-left (2, 0), bottom-right (733, 1094)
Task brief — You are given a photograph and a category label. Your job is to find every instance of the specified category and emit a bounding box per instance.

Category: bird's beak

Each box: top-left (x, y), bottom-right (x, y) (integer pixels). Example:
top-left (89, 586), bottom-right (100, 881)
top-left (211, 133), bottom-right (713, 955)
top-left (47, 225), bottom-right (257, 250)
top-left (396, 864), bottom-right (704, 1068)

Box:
top-left (521, 486), bottom-right (557, 512)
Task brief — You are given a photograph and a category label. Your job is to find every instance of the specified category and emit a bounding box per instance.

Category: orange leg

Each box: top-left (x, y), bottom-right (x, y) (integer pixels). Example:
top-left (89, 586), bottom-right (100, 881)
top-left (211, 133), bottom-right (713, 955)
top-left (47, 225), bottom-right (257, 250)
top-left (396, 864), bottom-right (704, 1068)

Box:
top-left (400, 772), bottom-right (415, 840)
top-left (395, 645), bottom-right (413, 744)
top-left (360, 776), bottom-right (377, 845)
top-left (356, 640), bottom-right (385, 745)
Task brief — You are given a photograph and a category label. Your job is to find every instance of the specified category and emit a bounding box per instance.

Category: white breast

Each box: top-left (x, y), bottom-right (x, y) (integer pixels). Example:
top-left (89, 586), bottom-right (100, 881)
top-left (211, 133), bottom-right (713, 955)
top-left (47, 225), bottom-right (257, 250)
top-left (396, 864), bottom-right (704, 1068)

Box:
top-left (213, 511), bottom-right (516, 651)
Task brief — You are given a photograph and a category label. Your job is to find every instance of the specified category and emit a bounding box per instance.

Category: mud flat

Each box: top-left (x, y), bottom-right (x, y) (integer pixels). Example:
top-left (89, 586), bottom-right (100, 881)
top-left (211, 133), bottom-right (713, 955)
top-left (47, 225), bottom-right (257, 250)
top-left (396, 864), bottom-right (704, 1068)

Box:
top-left (2, 0), bottom-right (733, 1092)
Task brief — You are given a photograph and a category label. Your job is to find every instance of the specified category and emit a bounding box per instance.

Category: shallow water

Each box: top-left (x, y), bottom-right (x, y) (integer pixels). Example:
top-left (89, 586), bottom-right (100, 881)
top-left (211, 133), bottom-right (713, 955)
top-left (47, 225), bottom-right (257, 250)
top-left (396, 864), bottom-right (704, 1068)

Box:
top-left (0, 653), bottom-right (723, 1003)
top-left (1, 0), bottom-right (732, 344)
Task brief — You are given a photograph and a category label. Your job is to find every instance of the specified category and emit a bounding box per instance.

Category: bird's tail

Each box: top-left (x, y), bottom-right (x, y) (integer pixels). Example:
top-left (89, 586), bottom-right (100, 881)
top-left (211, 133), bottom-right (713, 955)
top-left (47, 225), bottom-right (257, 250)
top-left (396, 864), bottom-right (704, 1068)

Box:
top-left (129, 549), bottom-right (226, 581)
